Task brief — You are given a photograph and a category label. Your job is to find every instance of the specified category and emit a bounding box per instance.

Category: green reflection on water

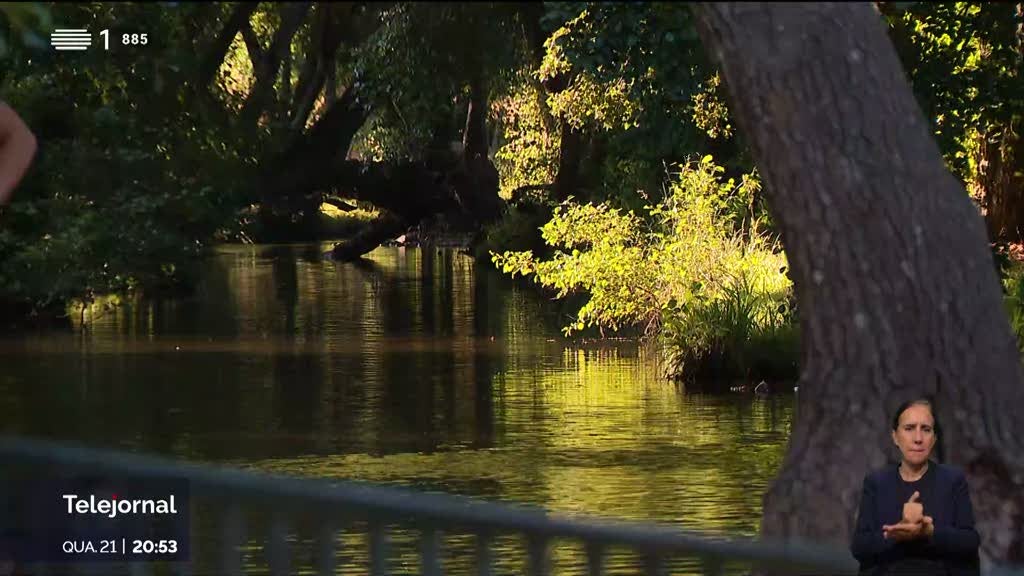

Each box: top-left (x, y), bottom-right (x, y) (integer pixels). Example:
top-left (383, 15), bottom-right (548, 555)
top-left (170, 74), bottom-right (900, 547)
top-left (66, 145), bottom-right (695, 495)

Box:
top-left (0, 245), bottom-right (793, 575)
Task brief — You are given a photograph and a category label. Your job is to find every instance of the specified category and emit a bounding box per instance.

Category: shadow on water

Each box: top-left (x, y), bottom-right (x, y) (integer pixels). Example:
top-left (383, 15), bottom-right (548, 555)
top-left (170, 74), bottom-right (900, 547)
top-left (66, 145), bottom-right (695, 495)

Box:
top-left (0, 243), bottom-right (794, 575)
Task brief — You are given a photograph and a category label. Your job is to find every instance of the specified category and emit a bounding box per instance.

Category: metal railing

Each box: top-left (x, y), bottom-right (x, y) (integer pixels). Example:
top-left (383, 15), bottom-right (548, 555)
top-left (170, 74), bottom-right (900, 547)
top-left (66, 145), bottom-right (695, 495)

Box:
top-left (1, 436), bottom-right (1020, 576)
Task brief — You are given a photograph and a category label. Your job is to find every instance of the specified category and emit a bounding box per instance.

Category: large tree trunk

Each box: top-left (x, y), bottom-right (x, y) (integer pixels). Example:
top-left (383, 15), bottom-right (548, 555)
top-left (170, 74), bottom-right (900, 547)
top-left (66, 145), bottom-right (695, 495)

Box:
top-left (970, 6), bottom-right (1024, 244)
top-left (328, 160), bottom-right (462, 260)
top-left (518, 3), bottom-right (579, 201)
top-left (453, 75), bottom-right (503, 224)
top-left (330, 212), bottom-right (409, 261)
top-left (974, 124), bottom-right (1024, 243)
top-left (693, 2), bottom-right (1024, 570)
top-left (254, 83), bottom-right (372, 244)
top-left (252, 4), bottom-right (393, 243)
top-left (463, 75), bottom-right (489, 160)
top-left (536, 70), bottom-right (584, 203)
top-left (553, 122), bottom-right (583, 202)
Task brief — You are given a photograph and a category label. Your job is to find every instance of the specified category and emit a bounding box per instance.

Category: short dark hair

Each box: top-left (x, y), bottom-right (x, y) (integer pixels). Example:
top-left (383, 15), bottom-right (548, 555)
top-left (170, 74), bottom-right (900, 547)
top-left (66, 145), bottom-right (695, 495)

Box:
top-left (892, 398), bottom-right (944, 461)
top-left (892, 398), bottom-right (935, 430)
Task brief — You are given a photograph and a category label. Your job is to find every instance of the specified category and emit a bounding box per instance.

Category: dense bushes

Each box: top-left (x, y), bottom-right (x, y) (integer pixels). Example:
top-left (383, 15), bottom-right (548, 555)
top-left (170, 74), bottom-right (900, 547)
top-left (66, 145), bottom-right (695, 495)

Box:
top-left (492, 157), bottom-right (797, 383)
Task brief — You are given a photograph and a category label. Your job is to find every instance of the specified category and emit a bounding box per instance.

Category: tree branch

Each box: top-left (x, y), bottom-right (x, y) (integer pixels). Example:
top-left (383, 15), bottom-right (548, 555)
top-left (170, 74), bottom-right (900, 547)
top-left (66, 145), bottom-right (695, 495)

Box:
top-left (240, 2), bottom-right (313, 127)
top-left (239, 21), bottom-right (265, 80)
top-left (197, 2), bottom-right (260, 90)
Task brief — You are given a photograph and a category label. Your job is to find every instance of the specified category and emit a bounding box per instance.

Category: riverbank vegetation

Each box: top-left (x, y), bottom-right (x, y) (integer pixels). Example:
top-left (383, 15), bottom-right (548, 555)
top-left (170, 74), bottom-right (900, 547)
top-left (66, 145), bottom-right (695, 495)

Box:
top-left (0, 3), bottom-right (1021, 385)
top-left (493, 157), bottom-right (796, 382)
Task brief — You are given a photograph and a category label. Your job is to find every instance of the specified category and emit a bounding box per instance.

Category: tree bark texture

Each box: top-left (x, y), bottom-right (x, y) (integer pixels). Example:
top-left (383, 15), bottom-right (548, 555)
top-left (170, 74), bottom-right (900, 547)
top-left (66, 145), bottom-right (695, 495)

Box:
top-left (330, 160), bottom-right (459, 219)
top-left (462, 75), bottom-right (489, 160)
top-left (518, 2), bottom-right (580, 202)
top-left (541, 70), bottom-right (583, 202)
top-left (517, 2), bottom-right (559, 135)
top-left (261, 84), bottom-right (371, 209)
top-left (553, 122), bottom-right (583, 202)
top-left (457, 75), bottom-right (503, 223)
top-left (974, 9), bottom-right (1024, 245)
top-left (239, 21), bottom-right (265, 81)
top-left (327, 161), bottom-right (464, 261)
top-left (974, 124), bottom-right (1024, 243)
top-left (693, 2), bottom-right (1024, 569)
top-left (330, 211), bottom-right (409, 262)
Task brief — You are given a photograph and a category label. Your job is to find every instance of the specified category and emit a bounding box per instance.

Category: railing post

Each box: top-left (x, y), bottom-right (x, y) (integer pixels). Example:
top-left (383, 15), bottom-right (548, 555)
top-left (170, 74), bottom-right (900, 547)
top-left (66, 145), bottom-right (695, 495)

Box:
top-left (368, 522), bottom-right (390, 576)
top-left (527, 535), bottom-right (549, 576)
top-left (642, 551), bottom-right (667, 576)
top-left (176, 514), bottom-right (195, 576)
top-left (220, 502), bottom-right (245, 576)
top-left (420, 526), bottom-right (443, 576)
top-left (585, 541), bottom-right (604, 576)
top-left (476, 530), bottom-right (494, 576)
top-left (267, 514), bottom-right (290, 576)
top-left (315, 519), bottom-right (338, 576)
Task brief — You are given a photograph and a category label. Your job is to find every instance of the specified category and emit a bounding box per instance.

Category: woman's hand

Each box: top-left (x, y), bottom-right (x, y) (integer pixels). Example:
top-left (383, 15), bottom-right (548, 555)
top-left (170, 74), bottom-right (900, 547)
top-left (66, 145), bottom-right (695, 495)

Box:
top-left (882, 491), bottom-right (934, 542)
top-left (882, 519), bottom-right (926, 541)
top-left (882, 515), bottom-right (934, 541)
top-left (902, 491), bottom-right (923, 523)
top-left (922, 515), bottom-right (934, 538)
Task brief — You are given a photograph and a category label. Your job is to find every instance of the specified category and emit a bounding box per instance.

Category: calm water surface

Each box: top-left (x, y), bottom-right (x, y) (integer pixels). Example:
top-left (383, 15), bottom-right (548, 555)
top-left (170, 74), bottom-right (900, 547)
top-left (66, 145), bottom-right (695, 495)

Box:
top-left (0, 244), bottom-right (794, 575)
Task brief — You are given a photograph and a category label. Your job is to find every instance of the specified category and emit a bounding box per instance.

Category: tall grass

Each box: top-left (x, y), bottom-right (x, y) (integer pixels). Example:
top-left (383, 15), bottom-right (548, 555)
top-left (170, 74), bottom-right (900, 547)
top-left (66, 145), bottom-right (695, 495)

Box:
top-left (661, 269), bottom-right (798, 382)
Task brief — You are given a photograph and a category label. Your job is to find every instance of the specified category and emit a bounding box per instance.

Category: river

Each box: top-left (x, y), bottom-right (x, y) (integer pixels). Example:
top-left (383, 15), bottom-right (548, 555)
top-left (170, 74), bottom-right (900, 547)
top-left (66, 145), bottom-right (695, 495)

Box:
top-left (0, 243), bottom-right (795, 575)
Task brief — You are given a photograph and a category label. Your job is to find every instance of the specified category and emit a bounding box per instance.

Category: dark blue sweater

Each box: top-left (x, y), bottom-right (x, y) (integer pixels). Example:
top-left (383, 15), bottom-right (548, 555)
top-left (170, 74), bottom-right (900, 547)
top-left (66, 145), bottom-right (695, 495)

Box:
top-left (851, 460), bottom-right (980, 575)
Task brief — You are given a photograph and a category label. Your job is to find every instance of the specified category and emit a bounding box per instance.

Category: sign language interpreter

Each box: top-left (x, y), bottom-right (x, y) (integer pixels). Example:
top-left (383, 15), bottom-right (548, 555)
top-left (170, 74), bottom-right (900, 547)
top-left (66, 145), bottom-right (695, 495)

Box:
top-left (851, 399), bottom-right (980, 575)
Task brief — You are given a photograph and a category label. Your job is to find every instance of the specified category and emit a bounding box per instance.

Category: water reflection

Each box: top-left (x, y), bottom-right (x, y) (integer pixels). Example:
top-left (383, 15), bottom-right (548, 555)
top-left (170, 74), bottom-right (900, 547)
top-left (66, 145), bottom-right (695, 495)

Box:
top-left (0, 244), bottom-right (793, 575)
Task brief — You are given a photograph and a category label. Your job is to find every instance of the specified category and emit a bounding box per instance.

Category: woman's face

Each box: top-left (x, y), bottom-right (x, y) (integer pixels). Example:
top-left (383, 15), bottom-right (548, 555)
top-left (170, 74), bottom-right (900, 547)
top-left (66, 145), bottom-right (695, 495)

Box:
top-left (891, 404), bottom-right (936, 465)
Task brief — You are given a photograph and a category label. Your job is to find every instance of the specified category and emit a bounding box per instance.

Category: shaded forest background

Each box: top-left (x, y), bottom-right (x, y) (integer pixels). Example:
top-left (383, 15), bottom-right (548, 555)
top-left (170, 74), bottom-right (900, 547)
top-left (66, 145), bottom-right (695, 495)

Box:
top-left (0, 2), bottom-right (1021, 384)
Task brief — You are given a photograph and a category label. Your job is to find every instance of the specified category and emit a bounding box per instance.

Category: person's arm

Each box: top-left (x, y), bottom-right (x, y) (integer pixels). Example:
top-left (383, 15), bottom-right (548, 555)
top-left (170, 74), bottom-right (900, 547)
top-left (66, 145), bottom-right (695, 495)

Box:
top-left (0, 102), bottom-right (37, 205)
top-left (851, 474), bottom-right (897, 563)
top-left (928, 471), bottom-right (981, 558)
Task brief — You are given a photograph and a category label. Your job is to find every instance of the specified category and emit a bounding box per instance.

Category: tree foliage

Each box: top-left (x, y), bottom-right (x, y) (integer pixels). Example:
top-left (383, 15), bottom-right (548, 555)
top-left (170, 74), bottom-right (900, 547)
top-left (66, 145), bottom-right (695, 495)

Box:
top-left (0, 0), bottom-right (1019, 336)
top-left (490, 2), bottom-right (753, 219)
top-left (885, 2), bottom-right (1024, 183)
top-left (0, 3), bottom-right (256, 317)
top-left (492, 157), bottom-right (793, 379)
top-left (350, 2), bottom-right (528, 162)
